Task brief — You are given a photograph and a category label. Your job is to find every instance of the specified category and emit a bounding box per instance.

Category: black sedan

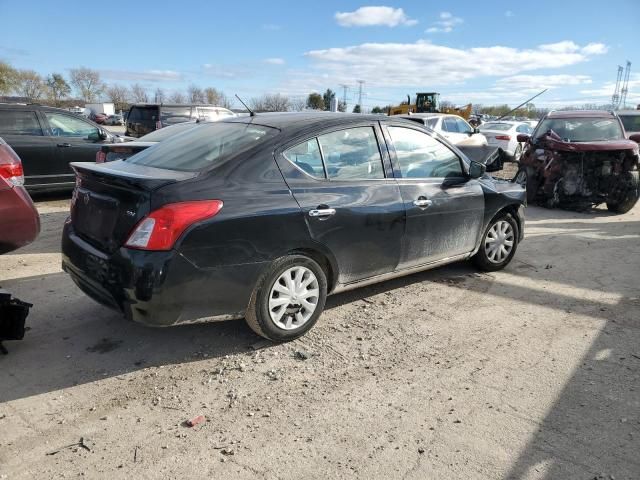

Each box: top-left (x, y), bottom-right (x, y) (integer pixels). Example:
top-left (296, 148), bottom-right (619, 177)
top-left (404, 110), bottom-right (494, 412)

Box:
top-left (62, 113), bottom-right (526, 341)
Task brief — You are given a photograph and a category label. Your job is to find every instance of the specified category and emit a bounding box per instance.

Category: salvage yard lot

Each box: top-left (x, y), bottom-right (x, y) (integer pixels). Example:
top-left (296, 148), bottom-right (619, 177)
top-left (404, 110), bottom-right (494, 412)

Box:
top-left (1, 197), bottom-right (639, 479)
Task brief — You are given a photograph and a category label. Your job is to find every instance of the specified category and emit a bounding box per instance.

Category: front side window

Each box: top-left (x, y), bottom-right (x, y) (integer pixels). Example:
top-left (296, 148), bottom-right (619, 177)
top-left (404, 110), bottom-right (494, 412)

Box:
top-left (45, 112), bottom-right (98, 138)
top-left (619, 115), bottom-right (640, 133)
top-left (0, 110), bottom-right (43, 136)
top-left (442, 117), bottom-right (459, 133)
top-left (317, 127), bottom-right (384, 180)
top-left (455, 118), bottom-right (473, 134)
top-left (284, 138), bottom-right (324, 178)
top-left (388, 126), bottom-right (463, 179)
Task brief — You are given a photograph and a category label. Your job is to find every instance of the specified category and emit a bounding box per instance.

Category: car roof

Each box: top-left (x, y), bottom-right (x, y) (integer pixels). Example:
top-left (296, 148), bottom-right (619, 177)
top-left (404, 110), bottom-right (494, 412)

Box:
top-left (0, 103), bottom-right (82, 114)
top-left (224, 112), bottom-right (403, 130)
top-left (545, 110), bottom-right (617, 119)
top-left (617, 110), bottom-right (640, 116)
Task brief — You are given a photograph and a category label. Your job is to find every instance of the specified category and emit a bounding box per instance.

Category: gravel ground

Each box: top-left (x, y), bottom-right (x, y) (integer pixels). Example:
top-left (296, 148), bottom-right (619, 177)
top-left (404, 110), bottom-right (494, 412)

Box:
top-left (0, 192), bottom-right (639, 479)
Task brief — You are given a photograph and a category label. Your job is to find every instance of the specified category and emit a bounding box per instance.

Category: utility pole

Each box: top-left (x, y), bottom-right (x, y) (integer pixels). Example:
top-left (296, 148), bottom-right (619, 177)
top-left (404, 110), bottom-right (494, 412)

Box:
top-left (620, 61), bottom-right (632, 109)
top-left (357, 80), bottom-right (365, 113)
top-left (339, 84), bottom-right (349, 109)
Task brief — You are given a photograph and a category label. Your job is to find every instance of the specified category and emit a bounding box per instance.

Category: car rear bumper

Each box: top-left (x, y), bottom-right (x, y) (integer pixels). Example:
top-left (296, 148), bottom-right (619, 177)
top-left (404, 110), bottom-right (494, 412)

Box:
top-left (0, 185), bottom-right (40, 254)
top-left (61, 224), bottom-right (266, 326)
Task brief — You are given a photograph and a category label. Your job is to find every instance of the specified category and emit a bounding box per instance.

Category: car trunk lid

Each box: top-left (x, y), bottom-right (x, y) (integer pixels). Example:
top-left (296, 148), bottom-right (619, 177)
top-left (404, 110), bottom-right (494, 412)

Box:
top-left (70, 161), bottom-right (197, 253)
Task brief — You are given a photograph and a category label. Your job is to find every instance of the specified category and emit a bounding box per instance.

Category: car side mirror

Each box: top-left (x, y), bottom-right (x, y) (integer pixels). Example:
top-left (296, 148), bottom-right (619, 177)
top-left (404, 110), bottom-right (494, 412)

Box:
top-left (468, 161), bottom-right (486, 179)
top-left (629, 133), bottom-right (640, 143)
top-left (99, 129), bottom-right (109, 140)
top-left (516, 133), bottom-right (530, 143)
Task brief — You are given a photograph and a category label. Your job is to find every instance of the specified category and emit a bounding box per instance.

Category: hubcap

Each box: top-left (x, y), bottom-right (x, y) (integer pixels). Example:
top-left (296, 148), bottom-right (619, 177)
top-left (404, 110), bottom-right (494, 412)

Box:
top-left (484, 220), bottom-right (515, 264)
top-left (268, 266), bottom-right (319, 330)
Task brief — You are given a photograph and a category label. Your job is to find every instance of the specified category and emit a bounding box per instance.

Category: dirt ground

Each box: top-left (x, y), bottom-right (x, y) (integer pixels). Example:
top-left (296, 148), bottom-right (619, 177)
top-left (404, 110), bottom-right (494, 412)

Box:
top-left (0, 190), bottom-right (639, 479)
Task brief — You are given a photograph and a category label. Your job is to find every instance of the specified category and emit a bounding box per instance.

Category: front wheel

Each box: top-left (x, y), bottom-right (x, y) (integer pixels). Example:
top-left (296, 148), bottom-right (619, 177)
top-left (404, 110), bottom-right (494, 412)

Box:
top-left (472, 213), bottom-right (520, 272)
top-left (245, 255), bottom-right (328, 342)
top-left (514, 166), bottom-right (538, 203)
top-left (606, 171), bottom-right (639, 214)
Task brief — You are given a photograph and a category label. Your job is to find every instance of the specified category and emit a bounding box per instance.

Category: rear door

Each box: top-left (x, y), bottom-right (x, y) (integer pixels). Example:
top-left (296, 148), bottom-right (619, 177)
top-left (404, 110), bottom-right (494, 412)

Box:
top-left (0, 109), bottom-right (57, 189)
top-left (382, 123), bottom-right (484, 268)
top-left (276, 124), bottom-right (405, 284)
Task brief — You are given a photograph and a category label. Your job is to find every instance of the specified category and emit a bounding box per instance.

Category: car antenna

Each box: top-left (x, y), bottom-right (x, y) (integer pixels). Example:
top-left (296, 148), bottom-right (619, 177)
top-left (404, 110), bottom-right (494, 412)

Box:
top-left (496, 89), bottom-right (547, 122)
top-left (235, 94), bottom-right (255, 117)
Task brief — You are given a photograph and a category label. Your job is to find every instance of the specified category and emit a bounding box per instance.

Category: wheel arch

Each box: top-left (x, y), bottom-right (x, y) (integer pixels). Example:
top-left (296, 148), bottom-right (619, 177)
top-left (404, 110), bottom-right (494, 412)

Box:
top-left (287, 247), bottom-right (338, 293)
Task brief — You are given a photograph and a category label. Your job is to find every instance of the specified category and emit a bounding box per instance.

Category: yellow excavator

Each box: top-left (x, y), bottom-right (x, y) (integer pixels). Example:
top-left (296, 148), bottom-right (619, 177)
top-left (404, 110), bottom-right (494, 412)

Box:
top-left (388, 92), bottom-right (472, 120)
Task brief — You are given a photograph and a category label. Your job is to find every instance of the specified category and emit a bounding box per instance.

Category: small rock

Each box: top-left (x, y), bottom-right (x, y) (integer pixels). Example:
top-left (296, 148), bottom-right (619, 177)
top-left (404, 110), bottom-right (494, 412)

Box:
top-left (453, 419), bottom-right (462, 424)
top-left (99, 416), bottom-right (108, 421)
top-left (418, 447), bottom-right (425, 454)
top-left (221, 447), bottom-right (235, 456)
top-left (294, 350), bottom-right (312, 361)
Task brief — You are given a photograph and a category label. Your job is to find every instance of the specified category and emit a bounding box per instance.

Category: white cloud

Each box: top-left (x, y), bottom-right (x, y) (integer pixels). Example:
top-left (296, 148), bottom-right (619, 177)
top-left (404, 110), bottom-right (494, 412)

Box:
top-left (580, 74), bottom-right (640, 101)
top-left (581, 43), bottom-right (608, 55)
top-left (263, 58), bottom-right (285, 65)
top-left (425, 11), bottom-right (463, 33)
top-left (505, 10), bottom-right (514, 17)
top-left (98, 69), bottom-right (184, 82)
top-left (335, 6), bottom-right (417, 27)
top-left (302, 40), bottom-right (607, 88)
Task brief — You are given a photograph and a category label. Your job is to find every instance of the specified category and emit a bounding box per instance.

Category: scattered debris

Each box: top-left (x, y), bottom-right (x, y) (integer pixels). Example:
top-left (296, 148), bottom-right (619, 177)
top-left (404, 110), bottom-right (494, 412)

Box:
top-left (294, 349), bottom-right (312, 361)
top-left (418, 447), bottom-right (425, 454)
top-left (46, 437), bottom-right (94, 456)
top-left (186, 415), bottom-right (206, 427)
top-left (221, 447), bottom-right (235, 456)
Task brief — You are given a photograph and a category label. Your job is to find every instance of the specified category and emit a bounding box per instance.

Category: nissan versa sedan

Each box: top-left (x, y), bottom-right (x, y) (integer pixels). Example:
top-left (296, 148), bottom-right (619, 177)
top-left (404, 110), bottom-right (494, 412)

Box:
top-left (62, 113), bottom-right (526, 341)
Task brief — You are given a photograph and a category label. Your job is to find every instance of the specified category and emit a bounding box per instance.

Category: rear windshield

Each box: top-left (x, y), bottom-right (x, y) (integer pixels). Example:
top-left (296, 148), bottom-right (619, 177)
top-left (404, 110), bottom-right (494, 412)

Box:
top-left (480, 122), bottom-right (513, 131)
top-left (619, 114), bottom-right (640, 133)
top-left (161, 106), bottom-right (192, 125)
top-left (126, 122), bottom-right (278, 172)
top-left (140, 122), bottom-right (197, 142)
top-left (128, 106), bottom-right (158, 123)
top-left (533, 118), bottom-right (624, 142)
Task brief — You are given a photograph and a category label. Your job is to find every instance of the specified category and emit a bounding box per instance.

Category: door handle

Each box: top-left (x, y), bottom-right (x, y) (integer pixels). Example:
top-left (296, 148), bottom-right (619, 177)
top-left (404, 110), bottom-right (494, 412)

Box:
top-left (309, 208), bottom-right (336, 218)
top-left (413, 198), bottom-right (433, 209)
top-left (57, 143), bottom-right (72, 147)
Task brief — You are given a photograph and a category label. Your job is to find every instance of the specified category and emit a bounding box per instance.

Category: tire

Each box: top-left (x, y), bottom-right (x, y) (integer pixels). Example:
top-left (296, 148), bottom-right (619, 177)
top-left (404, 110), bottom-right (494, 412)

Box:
top-left (606, 171), bottom-right (639, 214)
top-left (472, 212), bottom-right (520, 272)
top-left (245, 255), bottom-right (328, 342)
top-left (514, 166), bottom-right (539, 203)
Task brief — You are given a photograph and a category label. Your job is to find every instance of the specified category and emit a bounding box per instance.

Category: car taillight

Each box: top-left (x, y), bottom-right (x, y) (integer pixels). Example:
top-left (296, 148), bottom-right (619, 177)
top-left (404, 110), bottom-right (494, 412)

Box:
top-left (96, 150), bottom-right (107, 163)
top-left (495, 135), bottom-right (511, 141)
top-left (0, 143), bottom-right (25, 187)
top-left (125, 200), bottom-right (223, 251)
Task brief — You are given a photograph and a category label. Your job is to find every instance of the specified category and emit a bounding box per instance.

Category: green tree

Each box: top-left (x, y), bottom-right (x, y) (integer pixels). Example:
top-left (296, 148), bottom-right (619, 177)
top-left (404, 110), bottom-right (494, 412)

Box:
top-left (0, 61), bottom-right (18, 95)
top-left (306, 92), bottom-right (323, 110)
top-left (46, 73), bottom-right (71, 106)
top-left (352, 104), bottom-right (361, 113)
top-left (371, 106), bottom-right (384, 114)
top-left (322, 89), bottom-right (335, 111)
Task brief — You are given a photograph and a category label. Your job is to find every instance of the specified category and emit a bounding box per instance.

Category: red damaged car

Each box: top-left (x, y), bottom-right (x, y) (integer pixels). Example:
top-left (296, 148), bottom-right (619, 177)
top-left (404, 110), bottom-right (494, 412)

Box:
top-left (0, 137), bottom-right (39, 254)
top-left (515, 110), bottom-right (640, 213)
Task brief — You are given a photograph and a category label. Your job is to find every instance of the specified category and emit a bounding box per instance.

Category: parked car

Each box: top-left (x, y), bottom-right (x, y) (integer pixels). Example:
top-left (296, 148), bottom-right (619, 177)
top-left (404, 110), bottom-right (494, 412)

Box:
top-left (400, 113), bottom-right (488, 147)
top-left (90, 112), bottom-right (109, 125)
top-left (0, 137), bottom-right (39, 254)
top-left (62, 113), bottom-right (526, 341)
top-left (515, 110), bottom-right (640, 213)
top-left (0, 103), bottom-right (130, 192)
top-left (106, 114), bottom-right (124, 126)
top-left (479, 121), bottom-right (533, 161)
top-left (97, 121), bottom-right (199, 163)
top-left (125, 104), bottom-right (235, 137)
top-left (617, 110), bottom-right (640, 137)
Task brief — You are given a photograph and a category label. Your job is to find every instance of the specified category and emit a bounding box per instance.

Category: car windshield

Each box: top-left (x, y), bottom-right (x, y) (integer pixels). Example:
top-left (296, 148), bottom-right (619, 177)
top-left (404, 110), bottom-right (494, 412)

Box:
top-left (533, 118), bottom-right (624, 142)
top-left (126, 122), bottom-right (278, 172)
top-left (619, 114), bottom-right (640, 133)
top-left (480, 123), bottom-right (513, 131)
top-left (139, 122), bottom-right (197, 142)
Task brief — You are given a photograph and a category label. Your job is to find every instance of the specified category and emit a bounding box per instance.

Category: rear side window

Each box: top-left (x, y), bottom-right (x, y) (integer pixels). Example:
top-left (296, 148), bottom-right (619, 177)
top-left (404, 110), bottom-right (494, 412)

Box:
top-left (425, 117), bottom-right (438, 129)
top-left (127, 122), bottom-right (278, 172)
top-left (318, 127), bottom-right (384, 180)
top-left (388, 126), bottom-right (463, 179)
top-left (0, 110), bottom-right (43, 136)
top-left (161, 106), bottom-right (192, 125)
top-left (283, 138), bottom-right (324, 178)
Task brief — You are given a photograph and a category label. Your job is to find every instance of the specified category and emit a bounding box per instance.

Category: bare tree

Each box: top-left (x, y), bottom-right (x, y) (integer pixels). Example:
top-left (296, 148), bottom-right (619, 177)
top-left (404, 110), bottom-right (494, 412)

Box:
top-left (130, 83), bottom-right (148, 103)
top-left (46, 73), bottom-right (71, 106)
top-left (204, 87), bottom-right (222, 105)
top-left (69, 67), bottom-right (104, 102)
top-left (187, 84), bottom-right (205, 103)
top-left (289, 96), bottom-right (307, 112)
top-left (218, 93), bottom-right (232, 109)
top-left (169, 91), bottom-right (186, 103)
top-left (105, 84), bottom-right (130, 112)
top-left (16, 70), bottom-right (45, 101)
top-left (0, 61), bottom-right (18, 95)
top-left (250, 93), bottom-right (289, 112)
top-left (154, 87), bottom-right (165, 103)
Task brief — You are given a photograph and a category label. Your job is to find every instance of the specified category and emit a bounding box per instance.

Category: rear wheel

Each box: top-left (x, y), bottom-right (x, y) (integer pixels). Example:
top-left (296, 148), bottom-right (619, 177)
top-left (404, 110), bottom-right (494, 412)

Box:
top-left (606, 171), bottom-right (639, 214)
top-left (472, 212), bottom-right (519, 272)
top-left (245, 255), bottom-right (327, 342)
top-left (514, 166), bottom-right (539, 203)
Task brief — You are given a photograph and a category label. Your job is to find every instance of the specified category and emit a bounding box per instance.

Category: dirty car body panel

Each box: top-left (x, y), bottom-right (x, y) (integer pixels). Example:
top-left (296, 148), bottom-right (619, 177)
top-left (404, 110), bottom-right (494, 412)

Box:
top-left (61, 114), bottom-right (525, 327)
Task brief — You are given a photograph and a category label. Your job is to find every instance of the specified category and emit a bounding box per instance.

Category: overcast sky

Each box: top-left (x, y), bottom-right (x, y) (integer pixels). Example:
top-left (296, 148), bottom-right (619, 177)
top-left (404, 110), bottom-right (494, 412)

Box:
top-left (0, 0), bottom-right (637, 109)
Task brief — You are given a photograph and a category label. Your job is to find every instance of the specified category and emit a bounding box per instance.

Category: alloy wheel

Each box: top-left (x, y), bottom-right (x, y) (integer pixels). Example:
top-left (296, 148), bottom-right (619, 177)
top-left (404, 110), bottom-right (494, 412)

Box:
top-left (484, 220), bottom-right (515, 264)
top-left (268, 266), bottom-right (319, 330)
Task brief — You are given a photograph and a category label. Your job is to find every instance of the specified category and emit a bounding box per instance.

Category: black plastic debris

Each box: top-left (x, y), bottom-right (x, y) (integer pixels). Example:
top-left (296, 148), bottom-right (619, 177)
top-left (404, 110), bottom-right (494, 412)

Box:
top-left (0, 288), bottom-right (32, 354)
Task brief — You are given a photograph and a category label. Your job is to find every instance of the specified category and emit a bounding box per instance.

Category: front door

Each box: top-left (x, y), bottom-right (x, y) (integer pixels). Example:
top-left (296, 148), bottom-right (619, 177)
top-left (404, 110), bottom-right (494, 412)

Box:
top-left (383, 124), bottom-right (485, 268)
top-left (42, 111), bottom-right (105, 186)
top-left (276, 124), bottom-right (405, 284)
